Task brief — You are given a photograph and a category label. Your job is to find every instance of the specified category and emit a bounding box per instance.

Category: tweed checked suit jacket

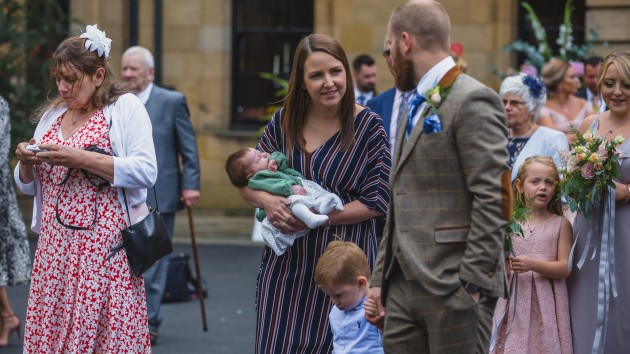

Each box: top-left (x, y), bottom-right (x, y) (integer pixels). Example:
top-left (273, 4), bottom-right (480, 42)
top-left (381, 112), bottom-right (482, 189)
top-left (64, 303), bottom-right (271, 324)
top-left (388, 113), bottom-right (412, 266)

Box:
top-left (371, 73), bottom-right (511, 300)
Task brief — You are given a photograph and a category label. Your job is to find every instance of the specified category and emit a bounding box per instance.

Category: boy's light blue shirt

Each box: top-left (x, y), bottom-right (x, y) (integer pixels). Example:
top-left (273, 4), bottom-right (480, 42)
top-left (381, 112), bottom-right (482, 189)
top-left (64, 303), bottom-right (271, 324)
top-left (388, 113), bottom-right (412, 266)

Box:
top-left (329, 296), bottom-right (384, 354)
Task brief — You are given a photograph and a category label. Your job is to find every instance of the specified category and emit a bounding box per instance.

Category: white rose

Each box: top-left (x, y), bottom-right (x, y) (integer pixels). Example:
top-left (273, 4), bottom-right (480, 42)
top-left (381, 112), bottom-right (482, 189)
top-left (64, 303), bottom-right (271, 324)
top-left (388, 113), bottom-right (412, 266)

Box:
top-left (430, 93), bottom-right (441, 105)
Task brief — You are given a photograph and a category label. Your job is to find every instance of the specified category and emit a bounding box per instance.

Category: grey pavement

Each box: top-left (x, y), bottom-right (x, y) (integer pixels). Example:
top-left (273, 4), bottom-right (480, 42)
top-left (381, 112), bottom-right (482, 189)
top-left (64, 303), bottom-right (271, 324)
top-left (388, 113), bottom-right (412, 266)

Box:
top-left (4, 210), bottom-right (266, 353)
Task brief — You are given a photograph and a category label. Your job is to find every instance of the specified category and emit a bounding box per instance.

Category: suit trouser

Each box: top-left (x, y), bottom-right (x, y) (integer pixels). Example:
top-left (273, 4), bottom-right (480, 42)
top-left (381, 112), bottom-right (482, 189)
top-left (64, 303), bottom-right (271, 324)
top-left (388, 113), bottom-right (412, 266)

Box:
top-left (143, 212), bottom-right (175, 332)
top-left (382, 263), bottom-right (497, 354)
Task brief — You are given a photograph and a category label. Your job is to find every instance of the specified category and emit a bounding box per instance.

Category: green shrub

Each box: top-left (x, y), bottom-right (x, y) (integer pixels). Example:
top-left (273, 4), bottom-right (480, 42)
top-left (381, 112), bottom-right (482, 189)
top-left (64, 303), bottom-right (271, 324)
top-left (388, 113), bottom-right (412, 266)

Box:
top-left (0, 0), bottom-right (69, 146)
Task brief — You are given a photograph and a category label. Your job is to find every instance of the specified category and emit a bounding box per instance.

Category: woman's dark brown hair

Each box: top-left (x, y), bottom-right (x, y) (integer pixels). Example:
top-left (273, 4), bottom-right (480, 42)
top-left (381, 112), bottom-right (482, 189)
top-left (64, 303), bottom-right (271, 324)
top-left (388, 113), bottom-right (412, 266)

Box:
top-left (282, 33), bottom-right (356, 157)
top-left (33, 36), bottom-right (127, 121)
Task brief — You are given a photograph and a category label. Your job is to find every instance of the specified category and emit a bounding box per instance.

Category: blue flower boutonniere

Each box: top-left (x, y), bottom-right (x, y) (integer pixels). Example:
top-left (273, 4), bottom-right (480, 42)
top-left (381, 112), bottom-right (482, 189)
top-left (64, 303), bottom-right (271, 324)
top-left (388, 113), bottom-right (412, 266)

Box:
top-left (422, 86), bottom-right (449, 133)
top-left (423, 114), bottom-right (442, 134)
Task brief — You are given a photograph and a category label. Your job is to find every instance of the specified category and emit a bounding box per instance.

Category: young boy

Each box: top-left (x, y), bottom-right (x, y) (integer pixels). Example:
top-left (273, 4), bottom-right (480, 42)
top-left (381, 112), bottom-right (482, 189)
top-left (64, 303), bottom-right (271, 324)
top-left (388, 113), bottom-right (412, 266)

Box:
top-left (225, 148), bottom-right (343, 255)
top-left (314, 241), bottom-right (384, 354)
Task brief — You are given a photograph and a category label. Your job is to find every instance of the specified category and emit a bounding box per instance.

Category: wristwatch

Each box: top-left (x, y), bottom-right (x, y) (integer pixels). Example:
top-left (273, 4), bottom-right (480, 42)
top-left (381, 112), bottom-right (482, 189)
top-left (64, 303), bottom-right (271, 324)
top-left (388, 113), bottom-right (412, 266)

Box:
top-left (460, 280), bottom-right (481, 294)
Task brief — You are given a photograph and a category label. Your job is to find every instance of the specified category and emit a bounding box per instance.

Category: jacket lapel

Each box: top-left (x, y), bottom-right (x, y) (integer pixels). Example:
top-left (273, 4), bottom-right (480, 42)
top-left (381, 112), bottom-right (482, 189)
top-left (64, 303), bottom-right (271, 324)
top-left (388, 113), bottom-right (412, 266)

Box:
top-left (393, 67), bottom-right (463, 177)
top-left (145, 86), bottom-right (162, 124)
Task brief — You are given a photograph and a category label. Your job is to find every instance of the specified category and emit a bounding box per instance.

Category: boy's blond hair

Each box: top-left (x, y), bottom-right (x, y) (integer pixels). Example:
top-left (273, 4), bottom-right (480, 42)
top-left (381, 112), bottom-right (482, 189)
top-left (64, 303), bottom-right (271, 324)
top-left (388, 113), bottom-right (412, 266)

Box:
top-left (314, 241), bottom-right (370, 287)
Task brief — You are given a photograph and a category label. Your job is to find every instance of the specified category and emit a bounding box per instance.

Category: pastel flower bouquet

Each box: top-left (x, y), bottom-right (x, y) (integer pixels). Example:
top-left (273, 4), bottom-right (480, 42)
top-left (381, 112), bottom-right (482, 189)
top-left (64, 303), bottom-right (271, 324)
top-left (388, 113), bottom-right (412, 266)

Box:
top-left (561, 129), bottom-right (624, 219)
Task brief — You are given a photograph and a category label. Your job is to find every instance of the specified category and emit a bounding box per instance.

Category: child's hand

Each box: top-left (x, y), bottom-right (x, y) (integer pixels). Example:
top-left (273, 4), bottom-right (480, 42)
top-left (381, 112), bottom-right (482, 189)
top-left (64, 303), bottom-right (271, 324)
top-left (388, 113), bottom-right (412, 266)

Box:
top-left (509, 255), bottom-right (534, 273)
top-left (268, 160), bottom-right (278, 172)
top-left (291, 185), bottom-right (307, 195)
top-left (364, 297), bottom-right (384, 330)
top-left (364, 298), bottom-right (379, 316)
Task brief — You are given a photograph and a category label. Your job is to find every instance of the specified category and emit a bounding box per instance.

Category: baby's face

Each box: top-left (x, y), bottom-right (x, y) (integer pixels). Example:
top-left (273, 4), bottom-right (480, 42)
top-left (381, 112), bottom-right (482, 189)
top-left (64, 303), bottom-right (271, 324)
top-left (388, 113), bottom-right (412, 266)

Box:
top-left (246, 148), bottom-right (270, 174)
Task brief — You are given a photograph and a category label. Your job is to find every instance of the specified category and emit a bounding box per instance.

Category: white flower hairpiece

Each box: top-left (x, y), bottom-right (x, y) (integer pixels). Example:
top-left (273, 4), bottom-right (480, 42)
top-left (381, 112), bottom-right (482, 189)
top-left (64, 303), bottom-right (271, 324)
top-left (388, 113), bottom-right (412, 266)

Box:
top-left (79, 24), bottom-right (112, 59)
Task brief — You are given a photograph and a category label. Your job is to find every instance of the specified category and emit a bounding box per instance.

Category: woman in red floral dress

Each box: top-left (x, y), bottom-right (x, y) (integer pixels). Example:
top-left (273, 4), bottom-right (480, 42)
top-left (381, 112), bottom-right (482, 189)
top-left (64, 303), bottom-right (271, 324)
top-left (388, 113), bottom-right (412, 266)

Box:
top-left (14, 25), bottom-right (157, 353)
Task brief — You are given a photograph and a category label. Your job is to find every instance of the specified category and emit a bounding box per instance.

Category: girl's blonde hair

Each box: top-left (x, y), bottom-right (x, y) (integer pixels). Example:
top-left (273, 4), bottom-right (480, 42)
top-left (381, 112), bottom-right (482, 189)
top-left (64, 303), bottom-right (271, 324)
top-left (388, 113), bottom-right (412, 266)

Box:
top-left (513, 155), bottom-right (563, 216)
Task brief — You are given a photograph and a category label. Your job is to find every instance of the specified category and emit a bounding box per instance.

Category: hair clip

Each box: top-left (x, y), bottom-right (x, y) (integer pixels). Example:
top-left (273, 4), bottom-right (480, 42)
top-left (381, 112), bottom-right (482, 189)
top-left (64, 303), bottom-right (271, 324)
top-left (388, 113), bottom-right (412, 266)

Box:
top-left (522, 75), bottom-right (545, 100)
top-left (79, 24), bottom-right (112, 59)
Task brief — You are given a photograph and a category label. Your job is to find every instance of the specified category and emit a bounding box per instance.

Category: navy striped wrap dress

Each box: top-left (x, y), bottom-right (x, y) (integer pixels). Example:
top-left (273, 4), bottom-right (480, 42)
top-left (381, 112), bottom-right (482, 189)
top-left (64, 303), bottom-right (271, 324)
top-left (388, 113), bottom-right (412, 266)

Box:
top-left (254, 108), bottom-right (391, 353)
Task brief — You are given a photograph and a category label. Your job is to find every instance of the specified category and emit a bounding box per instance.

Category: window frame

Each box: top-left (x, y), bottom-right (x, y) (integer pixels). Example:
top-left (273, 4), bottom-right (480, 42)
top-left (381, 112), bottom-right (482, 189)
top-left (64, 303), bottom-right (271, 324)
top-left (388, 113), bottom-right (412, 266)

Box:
top-left (230, 0), bottom-right (314, 130)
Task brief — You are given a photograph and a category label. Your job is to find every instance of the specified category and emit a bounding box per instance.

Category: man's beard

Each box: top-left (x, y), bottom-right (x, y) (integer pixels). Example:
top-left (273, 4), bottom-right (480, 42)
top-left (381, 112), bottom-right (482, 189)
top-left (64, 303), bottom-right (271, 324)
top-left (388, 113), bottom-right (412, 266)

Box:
top-left (358, 82), bottom-right (375, 92)
top-left (393, 46), bottom-right (417, 92)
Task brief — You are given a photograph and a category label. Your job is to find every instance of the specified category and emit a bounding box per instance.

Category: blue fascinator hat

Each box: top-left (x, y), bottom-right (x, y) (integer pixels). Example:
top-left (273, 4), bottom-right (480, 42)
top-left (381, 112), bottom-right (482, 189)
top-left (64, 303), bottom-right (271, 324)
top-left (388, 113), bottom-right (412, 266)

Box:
top-left (522, 75), bottom-right (546, 100)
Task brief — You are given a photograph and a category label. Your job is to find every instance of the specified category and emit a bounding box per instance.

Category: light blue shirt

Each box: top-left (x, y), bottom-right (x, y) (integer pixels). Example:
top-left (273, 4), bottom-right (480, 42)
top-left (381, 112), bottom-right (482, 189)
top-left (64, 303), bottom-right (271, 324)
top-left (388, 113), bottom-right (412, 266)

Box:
top-left (329, 296), bottom-right (384, 354)
top-left (409, 56), bottom-right (456, 129)
top-left (137, 82), bottom-right (153, 105)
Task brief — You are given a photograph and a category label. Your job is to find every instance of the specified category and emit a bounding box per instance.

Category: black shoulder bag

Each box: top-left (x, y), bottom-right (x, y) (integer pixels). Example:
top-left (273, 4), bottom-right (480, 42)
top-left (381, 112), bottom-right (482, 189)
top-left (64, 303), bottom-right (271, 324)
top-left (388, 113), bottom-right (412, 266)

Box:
top-left (109, 187), bottom-right (173, 277)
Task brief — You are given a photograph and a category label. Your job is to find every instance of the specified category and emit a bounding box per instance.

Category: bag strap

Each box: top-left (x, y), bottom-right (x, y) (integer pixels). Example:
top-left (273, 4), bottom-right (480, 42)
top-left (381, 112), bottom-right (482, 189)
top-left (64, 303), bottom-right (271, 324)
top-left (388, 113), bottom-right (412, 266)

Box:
top-left (55, 168), bottom-right (109, 230)
top-left (120, 186), bottom-right (160, 225)
top-left (108, 186), bottom-right (159, 260)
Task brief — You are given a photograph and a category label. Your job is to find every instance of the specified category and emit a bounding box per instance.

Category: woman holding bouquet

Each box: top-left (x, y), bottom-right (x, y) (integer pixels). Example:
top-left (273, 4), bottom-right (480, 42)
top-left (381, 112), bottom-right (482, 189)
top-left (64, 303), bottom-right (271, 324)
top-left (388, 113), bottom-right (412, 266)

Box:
top-left (567, 50), bottom-right (630, 354)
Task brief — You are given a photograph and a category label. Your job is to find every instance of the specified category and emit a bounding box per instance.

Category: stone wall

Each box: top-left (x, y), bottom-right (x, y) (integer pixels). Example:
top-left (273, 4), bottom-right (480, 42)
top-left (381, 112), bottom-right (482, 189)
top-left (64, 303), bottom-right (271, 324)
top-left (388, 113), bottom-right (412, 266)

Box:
top-left (68, 0), bottom-right (629, 213)
top-left (587, 0), bottom-right (630, 55)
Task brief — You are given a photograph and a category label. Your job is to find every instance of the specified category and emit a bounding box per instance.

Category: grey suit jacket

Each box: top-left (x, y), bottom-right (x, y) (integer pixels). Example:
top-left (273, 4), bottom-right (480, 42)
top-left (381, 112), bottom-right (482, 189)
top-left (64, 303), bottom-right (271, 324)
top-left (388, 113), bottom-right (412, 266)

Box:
top-left (145, 85), bottom-right (200, 213)
top-left (372, 73), bottom-right (511, 299)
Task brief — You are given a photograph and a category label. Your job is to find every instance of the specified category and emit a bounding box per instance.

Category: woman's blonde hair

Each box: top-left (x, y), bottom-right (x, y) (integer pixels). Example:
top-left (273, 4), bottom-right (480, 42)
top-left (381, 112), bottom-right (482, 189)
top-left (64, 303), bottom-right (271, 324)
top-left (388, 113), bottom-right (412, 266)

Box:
top-left (513, 155), bottom-right (563, 216)
top-left (541, 59), bottom-right (570, 96)
top-left (597, 50), bottom-right (630, 93)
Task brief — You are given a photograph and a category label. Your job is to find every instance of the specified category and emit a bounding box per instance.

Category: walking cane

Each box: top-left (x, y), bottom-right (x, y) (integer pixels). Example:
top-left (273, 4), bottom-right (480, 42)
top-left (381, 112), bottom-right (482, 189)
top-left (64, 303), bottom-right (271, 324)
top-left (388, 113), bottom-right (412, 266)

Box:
top-left (187, 207), bottom-right (208, 331)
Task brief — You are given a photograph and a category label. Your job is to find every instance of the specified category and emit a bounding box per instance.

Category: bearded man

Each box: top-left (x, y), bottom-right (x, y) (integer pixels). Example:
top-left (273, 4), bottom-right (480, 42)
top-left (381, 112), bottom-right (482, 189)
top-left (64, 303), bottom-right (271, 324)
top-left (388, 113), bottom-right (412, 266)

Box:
top-left (366, 1), bottom-right (512, 353)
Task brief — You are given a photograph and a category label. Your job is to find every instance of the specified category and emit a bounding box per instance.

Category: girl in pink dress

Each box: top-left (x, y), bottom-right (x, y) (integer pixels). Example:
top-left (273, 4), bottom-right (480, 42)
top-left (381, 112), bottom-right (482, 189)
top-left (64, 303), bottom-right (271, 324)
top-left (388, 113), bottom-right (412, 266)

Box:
top-left (491, 156), bottom-right (573, 354)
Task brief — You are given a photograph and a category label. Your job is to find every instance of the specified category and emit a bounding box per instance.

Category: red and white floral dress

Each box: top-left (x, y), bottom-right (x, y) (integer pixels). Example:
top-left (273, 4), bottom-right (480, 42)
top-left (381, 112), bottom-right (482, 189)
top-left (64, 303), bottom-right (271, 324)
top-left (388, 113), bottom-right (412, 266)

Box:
top-left (23, 109), bottom-right (151, 353)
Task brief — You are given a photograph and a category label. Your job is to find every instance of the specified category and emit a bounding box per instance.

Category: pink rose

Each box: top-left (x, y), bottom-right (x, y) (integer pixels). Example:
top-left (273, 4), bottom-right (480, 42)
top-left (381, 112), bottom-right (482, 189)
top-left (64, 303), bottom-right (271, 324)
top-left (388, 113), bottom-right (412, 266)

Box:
top-left (520, 63), bottom-right (538, 76)
top-left (581, 163), bottom-right (595, 179)
top-left (598, 142), bottom-right (608, 159)
top-left (570, 61), bottom-right (584, 77)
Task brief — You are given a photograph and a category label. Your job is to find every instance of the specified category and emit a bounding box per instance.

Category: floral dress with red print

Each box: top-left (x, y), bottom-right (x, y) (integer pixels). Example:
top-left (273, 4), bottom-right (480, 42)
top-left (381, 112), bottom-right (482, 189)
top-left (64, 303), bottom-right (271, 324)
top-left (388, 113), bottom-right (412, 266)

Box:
top-left (23, 109), bottom-right (151, 353)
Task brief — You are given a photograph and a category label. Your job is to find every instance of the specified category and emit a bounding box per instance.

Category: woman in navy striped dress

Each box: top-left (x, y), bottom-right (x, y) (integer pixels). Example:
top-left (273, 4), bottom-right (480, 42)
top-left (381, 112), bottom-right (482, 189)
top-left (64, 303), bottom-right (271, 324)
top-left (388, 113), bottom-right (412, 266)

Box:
top-left (239, 33), bottom-right (391, 353)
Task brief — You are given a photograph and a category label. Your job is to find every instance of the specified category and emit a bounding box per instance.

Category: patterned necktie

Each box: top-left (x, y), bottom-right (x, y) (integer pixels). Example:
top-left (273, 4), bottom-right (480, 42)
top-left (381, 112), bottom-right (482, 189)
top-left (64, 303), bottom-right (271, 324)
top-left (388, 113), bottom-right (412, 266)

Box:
top-left (357, 95), bottom-right (366, 105)
top-left (405, 91), bottom-right (425, 139)
top-left (396, 91), bottom-right (412, 125)
top-left (592, 95), bottom-right (599, 114)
